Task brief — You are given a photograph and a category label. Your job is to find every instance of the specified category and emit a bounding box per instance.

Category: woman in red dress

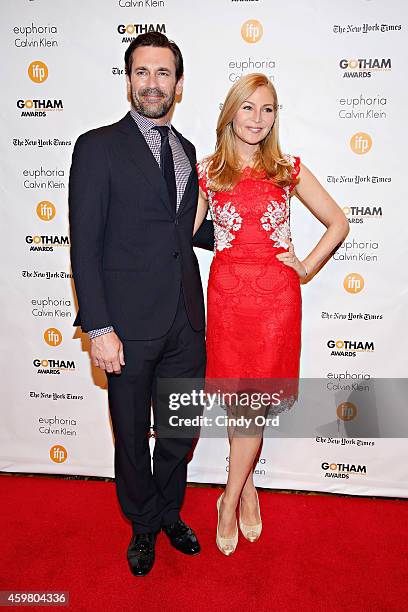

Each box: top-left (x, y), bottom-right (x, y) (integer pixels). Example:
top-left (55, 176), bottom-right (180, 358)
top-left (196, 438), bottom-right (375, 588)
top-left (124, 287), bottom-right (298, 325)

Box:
top-left (194, 73), bottom-right (349, 555)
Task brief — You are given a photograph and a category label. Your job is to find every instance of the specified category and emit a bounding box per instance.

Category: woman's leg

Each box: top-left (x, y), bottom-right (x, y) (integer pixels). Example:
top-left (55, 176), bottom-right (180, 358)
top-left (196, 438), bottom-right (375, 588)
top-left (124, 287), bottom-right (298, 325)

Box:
top-left (239, 446), bottom-right (263, 525)
top-left (218, 414), bottom-right (263, 537)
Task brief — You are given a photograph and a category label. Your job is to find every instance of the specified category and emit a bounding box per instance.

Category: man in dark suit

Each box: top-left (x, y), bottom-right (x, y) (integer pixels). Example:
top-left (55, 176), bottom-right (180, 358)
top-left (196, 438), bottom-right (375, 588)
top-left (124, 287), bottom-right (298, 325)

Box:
top-left (69, 32), bottom-right (213, 576)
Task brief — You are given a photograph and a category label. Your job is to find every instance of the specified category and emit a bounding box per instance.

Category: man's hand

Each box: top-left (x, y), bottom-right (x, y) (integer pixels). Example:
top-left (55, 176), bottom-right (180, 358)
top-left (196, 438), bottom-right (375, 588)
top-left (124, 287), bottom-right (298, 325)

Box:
top-left (90, 331), bottom-right (125, 374)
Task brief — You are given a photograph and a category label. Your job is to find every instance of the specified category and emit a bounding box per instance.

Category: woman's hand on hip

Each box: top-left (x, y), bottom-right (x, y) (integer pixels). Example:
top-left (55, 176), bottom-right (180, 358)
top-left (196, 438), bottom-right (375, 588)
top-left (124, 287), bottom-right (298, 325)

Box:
top-left (275, 240), bottom-right (307, 279)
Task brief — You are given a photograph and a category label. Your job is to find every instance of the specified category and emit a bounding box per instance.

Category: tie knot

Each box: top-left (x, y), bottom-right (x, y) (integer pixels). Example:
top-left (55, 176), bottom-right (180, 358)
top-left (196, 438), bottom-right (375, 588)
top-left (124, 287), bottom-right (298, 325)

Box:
top-left (154, 125), bottom-right (170, 140)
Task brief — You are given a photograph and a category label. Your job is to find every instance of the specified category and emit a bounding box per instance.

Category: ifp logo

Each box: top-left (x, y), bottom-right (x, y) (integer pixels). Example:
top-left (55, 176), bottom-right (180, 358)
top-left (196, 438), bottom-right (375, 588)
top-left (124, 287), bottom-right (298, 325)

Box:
top-left (28, 61), bottom-right (48, 83)
top-left (350, 132), bottom-right (372, 154)
top-left (44, 327), bottom-right (63, 346)
top-left (241, 20), bottom-right (263, 43)
top-left (343, 273), bottom-right (365, 293)
top-left (336, 402), bottom-right (357, 421)
top-left (36, 200), bottom-right (56, 221)
top-left (50, 444), bottom-right (67, 463)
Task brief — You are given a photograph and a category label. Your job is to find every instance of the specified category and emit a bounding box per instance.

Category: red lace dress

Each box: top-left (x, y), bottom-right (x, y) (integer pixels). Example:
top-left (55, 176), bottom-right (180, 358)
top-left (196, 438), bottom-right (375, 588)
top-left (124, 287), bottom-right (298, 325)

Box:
top-left (197, 156), bottom-right (302, 414)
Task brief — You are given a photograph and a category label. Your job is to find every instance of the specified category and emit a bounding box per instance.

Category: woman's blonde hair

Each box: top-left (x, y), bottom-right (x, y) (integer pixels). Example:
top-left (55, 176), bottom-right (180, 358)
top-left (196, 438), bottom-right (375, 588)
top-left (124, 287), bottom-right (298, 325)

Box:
top-left (206, 73), bottom-right (295, 191)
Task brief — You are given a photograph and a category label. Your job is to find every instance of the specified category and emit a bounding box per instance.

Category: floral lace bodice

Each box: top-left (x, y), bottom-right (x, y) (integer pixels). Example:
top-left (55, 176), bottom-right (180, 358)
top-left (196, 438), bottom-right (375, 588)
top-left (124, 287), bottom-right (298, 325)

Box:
top-left (197, 155), bottom-right (301, 258)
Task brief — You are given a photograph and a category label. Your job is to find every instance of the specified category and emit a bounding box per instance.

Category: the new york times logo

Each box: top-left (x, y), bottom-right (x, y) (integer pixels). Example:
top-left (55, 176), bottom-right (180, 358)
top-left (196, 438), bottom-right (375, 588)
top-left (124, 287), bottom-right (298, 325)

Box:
top-left (333, 23), bottom-right (401, 35)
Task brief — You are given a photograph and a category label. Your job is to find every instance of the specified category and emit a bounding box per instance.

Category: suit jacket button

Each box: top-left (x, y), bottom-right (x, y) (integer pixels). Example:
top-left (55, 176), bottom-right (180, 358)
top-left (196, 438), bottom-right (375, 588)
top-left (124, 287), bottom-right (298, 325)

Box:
top-left (174, 218), bottom-right (179, 225)
top-left (173, 251), bottom-right (180, 258)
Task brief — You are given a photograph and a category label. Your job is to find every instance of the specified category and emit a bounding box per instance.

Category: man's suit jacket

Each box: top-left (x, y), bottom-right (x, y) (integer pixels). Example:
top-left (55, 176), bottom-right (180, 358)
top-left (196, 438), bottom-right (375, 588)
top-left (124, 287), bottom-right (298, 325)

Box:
top-left (68, 112), bottom-right (213, 341)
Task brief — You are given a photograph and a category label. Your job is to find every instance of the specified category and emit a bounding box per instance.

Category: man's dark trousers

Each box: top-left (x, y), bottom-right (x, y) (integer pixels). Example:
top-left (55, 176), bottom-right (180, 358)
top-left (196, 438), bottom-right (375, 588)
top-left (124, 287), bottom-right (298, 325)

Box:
top-left (107, 285), bottom-right (206, 534)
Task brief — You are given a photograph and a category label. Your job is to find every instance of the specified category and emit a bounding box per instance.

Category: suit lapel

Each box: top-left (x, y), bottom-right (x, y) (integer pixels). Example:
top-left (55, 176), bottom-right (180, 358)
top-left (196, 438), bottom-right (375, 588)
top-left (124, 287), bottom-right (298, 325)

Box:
top-left (172, 126), bottom-right (196, 215)
top-left (116, 113), bottom-right (197, 217)
top-left (117, 113), bottom-right (174, 217)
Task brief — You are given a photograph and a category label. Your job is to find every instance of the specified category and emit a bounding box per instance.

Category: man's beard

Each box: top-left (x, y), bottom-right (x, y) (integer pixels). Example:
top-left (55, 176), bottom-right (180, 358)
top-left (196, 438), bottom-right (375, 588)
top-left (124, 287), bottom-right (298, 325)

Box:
top-left (131, 86), bottom-right (176, 119)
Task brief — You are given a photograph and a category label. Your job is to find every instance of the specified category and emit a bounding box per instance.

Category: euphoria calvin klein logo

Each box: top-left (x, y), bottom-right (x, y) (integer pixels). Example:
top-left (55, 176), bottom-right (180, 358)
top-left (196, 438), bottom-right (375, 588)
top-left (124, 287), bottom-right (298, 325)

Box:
top-left (28, 60), bottom-right (48, 82)
top-left (13, 24), bottom-right (59, 48)
top-left (31, 297), bottom-right (72, 319)
top-left (118, 0), bottom-right (166, 6)
top-left (334, 239), bottom-right (379, 263)
top-left (23, 166), bottom-right (65, 189)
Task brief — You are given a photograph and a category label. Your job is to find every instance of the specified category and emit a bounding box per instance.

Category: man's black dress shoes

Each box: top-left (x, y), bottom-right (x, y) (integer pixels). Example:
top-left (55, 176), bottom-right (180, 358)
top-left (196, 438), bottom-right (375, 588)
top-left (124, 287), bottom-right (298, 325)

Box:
top-left (162, 519), bottom-right (200, 555)
top-left (127, 532), bottom-right (157, 576)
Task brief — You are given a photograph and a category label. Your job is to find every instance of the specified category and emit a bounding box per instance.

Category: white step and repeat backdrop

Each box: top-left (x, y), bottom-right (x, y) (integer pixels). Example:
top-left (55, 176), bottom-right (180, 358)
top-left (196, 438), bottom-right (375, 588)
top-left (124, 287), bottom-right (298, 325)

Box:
top-left (1, 0), bottom-right (407, 496)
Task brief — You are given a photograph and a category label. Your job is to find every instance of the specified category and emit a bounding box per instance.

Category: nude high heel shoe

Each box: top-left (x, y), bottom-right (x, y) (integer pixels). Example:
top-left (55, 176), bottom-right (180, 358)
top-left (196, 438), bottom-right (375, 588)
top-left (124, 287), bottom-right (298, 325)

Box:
top-left (216, 493), bottom-right (238, 556)
top-left (239, 489), bottom-right (262, 542)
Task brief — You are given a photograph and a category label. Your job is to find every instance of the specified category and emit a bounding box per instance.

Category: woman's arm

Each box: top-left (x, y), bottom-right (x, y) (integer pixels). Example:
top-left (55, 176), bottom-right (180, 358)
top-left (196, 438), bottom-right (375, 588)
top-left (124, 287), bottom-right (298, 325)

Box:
top-left (277, 162), bottom-right (350, 278)
top-left (193, 188), bottom-right (209, 236)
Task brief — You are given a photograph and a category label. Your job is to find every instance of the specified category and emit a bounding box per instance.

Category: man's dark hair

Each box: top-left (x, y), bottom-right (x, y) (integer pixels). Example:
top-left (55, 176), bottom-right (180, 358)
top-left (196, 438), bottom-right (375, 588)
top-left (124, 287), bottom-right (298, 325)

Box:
top-left (124, 32), bottom-right (184, 82)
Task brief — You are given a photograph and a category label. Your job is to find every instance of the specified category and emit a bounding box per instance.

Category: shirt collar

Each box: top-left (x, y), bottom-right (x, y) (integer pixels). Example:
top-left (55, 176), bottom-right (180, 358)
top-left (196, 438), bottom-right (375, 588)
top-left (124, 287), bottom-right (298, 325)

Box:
top-left (130, 107), bottom-right (172, 136)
